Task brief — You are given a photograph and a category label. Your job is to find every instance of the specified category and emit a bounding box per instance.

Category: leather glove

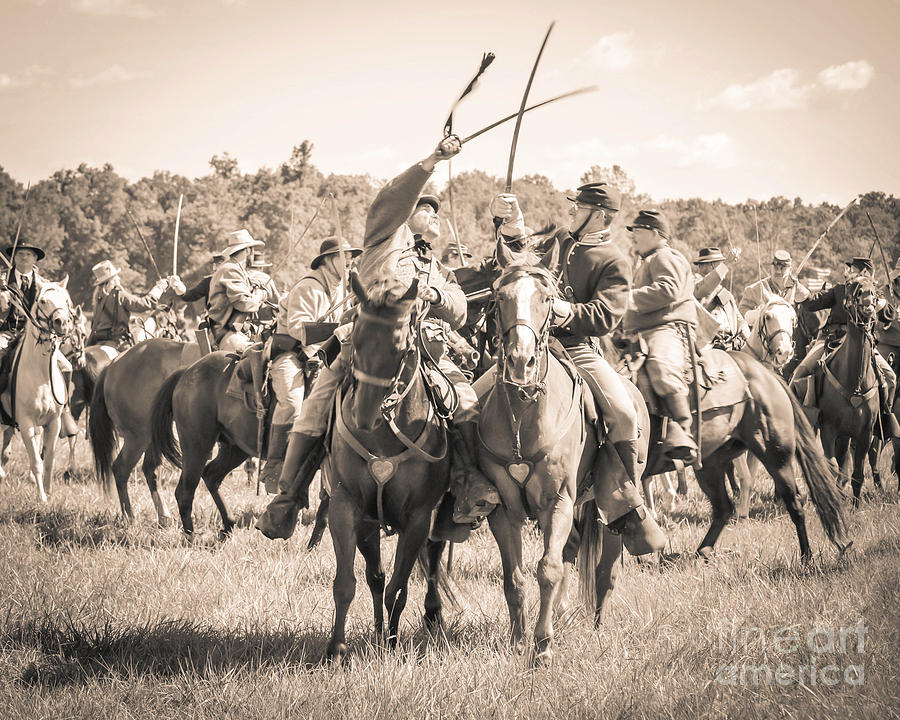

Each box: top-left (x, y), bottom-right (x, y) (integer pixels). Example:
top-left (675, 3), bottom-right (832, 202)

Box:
top-left (0, 290), bottom-right (10, 314)
top-left (168, 275), bottom-right (187, 296)
top-left (148, 278), bottom-right (168, 301)
top-left (435, 135), bottom-right (461, 160)
top-left (418, 284), bottom-right (440, 304)
top-left (490, 193), bottom-right (526, 239)
top-left (551, 298), bottom-right (573, 326)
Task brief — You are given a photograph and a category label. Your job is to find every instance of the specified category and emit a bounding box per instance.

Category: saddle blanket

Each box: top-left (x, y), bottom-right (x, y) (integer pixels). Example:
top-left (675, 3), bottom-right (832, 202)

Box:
top-left (635, 348), bottom-right (750, 416)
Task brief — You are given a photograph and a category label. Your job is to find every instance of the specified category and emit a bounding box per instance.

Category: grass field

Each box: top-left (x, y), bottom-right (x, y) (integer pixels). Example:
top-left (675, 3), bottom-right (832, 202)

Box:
top-left (0, 430), bottom-right (897, 719)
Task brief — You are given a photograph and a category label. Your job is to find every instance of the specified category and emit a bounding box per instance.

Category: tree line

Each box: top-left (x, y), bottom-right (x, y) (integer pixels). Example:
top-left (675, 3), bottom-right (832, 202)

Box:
top-left (1, 142), bottom-right (898, 307)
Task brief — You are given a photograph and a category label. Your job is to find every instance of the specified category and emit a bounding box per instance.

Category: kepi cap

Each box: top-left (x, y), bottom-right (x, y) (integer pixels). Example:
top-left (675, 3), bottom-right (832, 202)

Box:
top-left (566, 182), bottom-right (621, 212)
top-left (772, 250), bottom-right (792, 266)
top-left (627, 209), bottom-right (671, 240)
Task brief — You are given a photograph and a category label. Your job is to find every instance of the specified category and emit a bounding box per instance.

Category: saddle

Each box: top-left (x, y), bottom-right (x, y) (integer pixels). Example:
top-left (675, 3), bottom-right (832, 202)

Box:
top-left (225, 341), bottom-right (273, 417)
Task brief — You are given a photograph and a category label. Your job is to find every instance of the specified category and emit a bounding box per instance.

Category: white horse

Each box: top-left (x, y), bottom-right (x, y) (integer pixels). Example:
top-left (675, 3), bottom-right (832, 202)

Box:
top-left (733, 292), bottom-right (798, 516)
top-left (0, 280), bottom-right (76, 502)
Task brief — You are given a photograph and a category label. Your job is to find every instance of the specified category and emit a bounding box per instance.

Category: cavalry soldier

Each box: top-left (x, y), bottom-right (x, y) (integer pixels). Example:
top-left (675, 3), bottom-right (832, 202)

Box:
top-left (248, 250), bottom-right (282, 322)
top-left (492, 183), bottom-right (667, 555)
top-left (738, 250), bottom-right (809, 315)
top-left (876, 259), bottom-right (900, 376)
top-left (180, 252), bottom-right (225, 305)
top-left (86, 259), bottom-right (172, 349)
top-left (257, 135), bottom-right (500, 542)
top-left (206, 229), bottom-right (272, 353)
top-left (623, 209), bottom-right (699, 462)
top-left (258, 236), bottom-right (362, 492)
top-left (692, 246), bottom-right (749, 349)
top-left (790, 256), bottom-right (898, 431)
top-left (440, 243), bottom-right (473, 270)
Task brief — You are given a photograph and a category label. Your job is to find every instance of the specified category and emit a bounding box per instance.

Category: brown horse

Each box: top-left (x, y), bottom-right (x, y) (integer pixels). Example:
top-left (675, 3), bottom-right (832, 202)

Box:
top-left (319, 273), bottom-right (451, 661)
top-left (813, 276), bottom-right (882, 505)
top-left (473, 243), bottom-right (650, 663)
top-left (88, 338), bottom-right (199, 523)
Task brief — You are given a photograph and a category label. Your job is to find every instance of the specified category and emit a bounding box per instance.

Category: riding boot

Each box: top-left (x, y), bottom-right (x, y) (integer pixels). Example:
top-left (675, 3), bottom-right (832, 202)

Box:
top-left (593, 440), bottom-right (667, 556)
top-left (660, 393), bottom-right (698, 463)
top-left (448, 420), bottom-right (500, 524)
top-left (256, 431), bottom-right (326, 540)
top-left (259, 423), bottom-right (290, 494)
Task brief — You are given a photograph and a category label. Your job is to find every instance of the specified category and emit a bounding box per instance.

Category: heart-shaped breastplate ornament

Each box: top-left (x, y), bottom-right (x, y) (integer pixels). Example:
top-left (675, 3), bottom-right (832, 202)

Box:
top-left (506, 461), bottom-right (533, 486)
top-left (368, 458), bottom-right (397, 484)
top-left (850, 395), bottom-right (864, 408)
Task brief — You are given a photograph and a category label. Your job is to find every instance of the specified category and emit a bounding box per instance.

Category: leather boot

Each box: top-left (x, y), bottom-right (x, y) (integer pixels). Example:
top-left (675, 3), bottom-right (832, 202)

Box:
top-left (449, 420), bottom-right (500, 524)
top-left (256, 431), bottom-right (325, 540)
top-left (608, 505), bottom-right (668, 556)
top-left (612, 439), bottom-right (641, 485)
top-left (661, 393), bottom-right (698, 463)
top-left (259, 423), bottom-right (290, 494)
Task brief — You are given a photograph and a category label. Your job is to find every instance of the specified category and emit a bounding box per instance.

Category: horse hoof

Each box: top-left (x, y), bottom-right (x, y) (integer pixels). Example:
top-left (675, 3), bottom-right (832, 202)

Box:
top-left (533, 648), bottom-right (553, 667)
top-left (326, 643), bottom-right (349, 664)
top-left (63, 470), bottom-right (71, 483)
top-left (157, 515), bottom-right (175, 529)
top-left (697, 546), bottom-right (714, 561)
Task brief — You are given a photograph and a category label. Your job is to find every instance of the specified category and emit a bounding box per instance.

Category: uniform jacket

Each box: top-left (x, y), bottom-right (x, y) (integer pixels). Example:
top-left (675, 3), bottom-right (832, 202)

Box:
top-left (623, 245), bottom-right (697, 334)
top-left (276, 265), bottom-right (343, 355)
top-left (207, 258), bottom-right (263, 330)
top-left (181, 275), bottom-right (212, 304)
top-left (695, 274), bottom-right (748, 339)
top-left (354, 162), bottom-right (466, 331)
top-left (546, 228), bottom-right (631, 347)
top-left (739, 275), bottom-right (809, 315)
top-left (877, 287), bottom-right (900, 346)
top-left (0, 268), bottom-right (45, 334)
top-left (90, 286), bottom-right (158, 343)
top-left (802, 282), bottom-right (892, 332)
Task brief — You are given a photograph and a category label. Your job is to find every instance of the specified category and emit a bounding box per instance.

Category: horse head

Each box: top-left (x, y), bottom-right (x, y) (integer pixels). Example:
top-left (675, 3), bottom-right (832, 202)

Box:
top-left (349, 271), bottom-right (419, 433)
top-left (32, 281), bottom-right (75, 340)
top-left (845, 275), bottom-right (879, 328)
top-left (753, 293), bottom-right (797, 369)
top-left (59, 304), bottom-right (87, 365)
top-left (492, 239), bottom-right (559, 391)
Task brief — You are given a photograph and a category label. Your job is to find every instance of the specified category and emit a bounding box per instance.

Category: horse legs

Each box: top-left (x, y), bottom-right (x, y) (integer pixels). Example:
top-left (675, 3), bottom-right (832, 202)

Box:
top-left (850, 435), bottom-right (870, 508)
top-left (326, 490), bottom-right (360, 662)
top-left (423, 538), bottom-right (446, 635)
top-left (110, 433), bottom-right (145, 520)
top-left (0, 426), bottom-right (12, 483)
top-left (694, 456), bottom-right (735, 558)
top-left (174, 441), bottom-right (214, 537)
top-left (595, 527), bottom-right (623, 627)
top-left (533, 492), bottom-right (574, 665)
top-left (868, 436), bottom-right (883, 490)
top-left (20, 425), bottom-right (48, 503)
top-left (833, 435), bottom-right (851, 487)
top-left (141, 451), bottom-right (173, 527)
top-left (355, 520), bottom-right (385, 644)
top-left (487, 505), bottom-right (526, 648)
top-left (307, 491), bottom-right (330, 551)
top-left (200, 443), bottom-right (248, 538)
top-left (40, 417), bottom-right (61, 497)
top-left (384, 510), bottom-right (431, 648)
top-left (732, 452), bottom-right (755, 519)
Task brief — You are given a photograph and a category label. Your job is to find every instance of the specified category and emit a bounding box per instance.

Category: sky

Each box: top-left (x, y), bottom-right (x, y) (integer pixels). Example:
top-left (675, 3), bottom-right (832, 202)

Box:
top-left (1, 0), bottom-right (898, 203)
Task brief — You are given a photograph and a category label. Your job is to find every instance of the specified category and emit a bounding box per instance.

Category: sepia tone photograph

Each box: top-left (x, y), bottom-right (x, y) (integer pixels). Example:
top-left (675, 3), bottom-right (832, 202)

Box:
top-left (0, 1), bottom-right (896, 717)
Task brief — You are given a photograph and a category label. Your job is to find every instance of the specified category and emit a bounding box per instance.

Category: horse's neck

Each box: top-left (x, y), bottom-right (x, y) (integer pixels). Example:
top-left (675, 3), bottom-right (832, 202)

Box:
top-left (834, 322), bottom-right (873, 391)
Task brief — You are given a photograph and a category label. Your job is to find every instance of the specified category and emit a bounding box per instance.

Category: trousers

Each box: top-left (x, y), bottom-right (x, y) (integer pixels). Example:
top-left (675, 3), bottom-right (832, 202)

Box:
top-left (269, 352), bottom-right (306, 426)
top-left (641, 324), bottom-right (691, 396)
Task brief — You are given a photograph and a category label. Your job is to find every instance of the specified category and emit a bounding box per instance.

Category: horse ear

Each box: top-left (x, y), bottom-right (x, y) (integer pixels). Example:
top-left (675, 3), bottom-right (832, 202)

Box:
top-left (400, 278), bottom-right (419, 304)
top-left (496, 240), bottom-right (515, 269)
top-left (74, 304), bottom-right (82, 318)
top-left (538, 238), bottom-right (560, 272)
top-left (349, 271), bottom-right (367, 304)
top-left (59, 274), bottom-right (69, 289)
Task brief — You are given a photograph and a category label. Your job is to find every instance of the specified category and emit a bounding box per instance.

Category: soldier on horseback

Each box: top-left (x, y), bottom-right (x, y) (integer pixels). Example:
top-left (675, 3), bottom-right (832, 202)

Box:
top-left (739, 250), bottom-right (809, 315)
top-left (258, 236), bottom-right (362, 492)
top-left (693, 247), bottom-right (749, 350)
top-left (790, 256), bottom-right (899, 433)
top-left (491, 183), bottom-right (667, 553)
top-left (257, 135), bottom-right (500, 541)
top-left (623, 209), bottom-right (699, 463)
top-left (86, 259), bottom-right (175, 350)
top-left (206, 229), bottom-right (274, 353)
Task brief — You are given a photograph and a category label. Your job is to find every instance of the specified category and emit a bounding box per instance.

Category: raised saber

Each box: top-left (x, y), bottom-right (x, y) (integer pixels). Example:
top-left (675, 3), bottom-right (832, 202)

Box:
top-left (125, 209), bottom-right (163, 281)
top-left (461, 85), bottom-right (597, 146)
top-left (505, 22), bottom-right (555, 193)
top-left (6, 181), bottom-right (32, 284)
top-left (172, 193), bottom-right (183, 277)
top-left (281, 194), bottom-right (328, 267)
top-left (865, 209), bottom-right (893, 291)
top-left (330, 193), bottom-right (348, 299)
top-left (795, 196), bottom-right (859, 276)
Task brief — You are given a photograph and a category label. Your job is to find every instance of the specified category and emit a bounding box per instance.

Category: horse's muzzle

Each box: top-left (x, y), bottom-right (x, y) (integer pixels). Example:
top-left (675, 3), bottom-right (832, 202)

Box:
top-left (503, 326), bottom-right (538, 386)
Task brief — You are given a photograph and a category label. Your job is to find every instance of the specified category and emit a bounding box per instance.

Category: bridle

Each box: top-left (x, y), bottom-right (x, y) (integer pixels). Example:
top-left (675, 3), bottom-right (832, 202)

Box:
top-left (350, 305), bottom-right (419, 398)
top-left (844, 278), bottom-right (877, 332)
top-left (755, 297), bottom-right (795, 366)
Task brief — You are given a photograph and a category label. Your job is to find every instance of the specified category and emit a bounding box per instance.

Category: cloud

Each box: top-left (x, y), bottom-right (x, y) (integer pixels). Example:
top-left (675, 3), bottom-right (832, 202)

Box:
top-left (648, 132), bottom-right (737, 169)
top-left (584, 32), bottom-right (636, 71)
top-left (0, 65), bottom-right (54, 92)
top-left (703, 59), bottom-right (875, 110)
top-left (70, 0), bottom-right (157, 19)
top-left (69, 64), bottom-right (149, 88)
top-left (817, 60), bottom-right (874, 91)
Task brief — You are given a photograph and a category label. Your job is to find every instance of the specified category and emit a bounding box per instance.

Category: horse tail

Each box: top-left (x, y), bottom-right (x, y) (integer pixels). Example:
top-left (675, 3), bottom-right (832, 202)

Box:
top-left (783, 378), bottom-right (849, 548)
top-left (577, 500), bottom-right (601, 613)
top-left (148, 368), bottom-right (186, 469)
top-left (87, 366), bottom-right (117, 496)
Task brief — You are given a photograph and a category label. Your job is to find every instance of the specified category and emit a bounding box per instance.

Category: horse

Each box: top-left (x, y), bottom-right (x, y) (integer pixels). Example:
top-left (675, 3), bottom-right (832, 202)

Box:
top-left (88, 338), bottom-right (200, 523)
top-left (317, 273), bottom-right (452, 660)
top-left (0, 280), bottom-right (76, 502)
top-left (812, 276), bottom-right (883, 505)
top-left (730, 293), bottom-right (798, 516)
top-left (474, 242), bottom-right (650, 663)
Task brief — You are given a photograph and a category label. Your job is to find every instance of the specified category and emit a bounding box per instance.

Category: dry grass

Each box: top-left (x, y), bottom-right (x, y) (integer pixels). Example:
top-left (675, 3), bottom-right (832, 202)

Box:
top-left (0, 430), bottom-right (897, 719)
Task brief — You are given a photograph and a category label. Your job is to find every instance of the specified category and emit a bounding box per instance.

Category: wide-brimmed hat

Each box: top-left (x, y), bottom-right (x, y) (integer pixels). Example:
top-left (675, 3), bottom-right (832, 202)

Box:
top-left (248, 251), bottom-right (271, 269)
top-left (693, 247), bottom-right (726, 265)
top-left (4, 241), bottom-right (45, 261)
top-left (846, 256), bottom-right (874, 275)
top-left (220, 229), bottom-right (264, 257)
top-left (566, 182), bottom-right (621, 212)
top-left (627, 209), bottom-right (671, 240)
top-left (416, 195), bottom-right (441, 214)
top-left (772, 249), bottom-right (792, 267)
top-left (310, 237), bottom-right (362, 270)
top-left (91, 259), bottom-right (120, 286)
